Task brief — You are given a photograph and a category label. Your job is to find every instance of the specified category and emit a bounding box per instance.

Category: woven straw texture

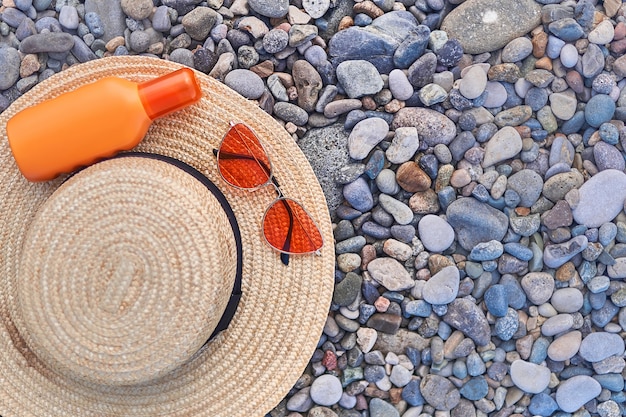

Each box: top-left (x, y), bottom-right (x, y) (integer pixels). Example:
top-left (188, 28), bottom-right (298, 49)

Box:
top-left (0, 56), bottom-right (335, 417)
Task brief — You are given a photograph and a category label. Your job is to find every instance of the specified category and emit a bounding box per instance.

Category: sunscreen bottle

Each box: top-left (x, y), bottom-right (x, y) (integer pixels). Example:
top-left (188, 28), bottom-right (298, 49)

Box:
top-left (7, 68), bottom-right (202, 182)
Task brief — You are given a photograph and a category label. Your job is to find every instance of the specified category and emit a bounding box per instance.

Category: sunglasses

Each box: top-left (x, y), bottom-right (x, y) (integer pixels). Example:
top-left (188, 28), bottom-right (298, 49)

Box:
top-left (214, 122), bottom-right (324, 265)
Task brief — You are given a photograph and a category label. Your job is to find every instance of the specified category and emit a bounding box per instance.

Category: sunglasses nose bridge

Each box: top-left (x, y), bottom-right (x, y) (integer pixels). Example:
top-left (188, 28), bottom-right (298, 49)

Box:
top-left (268, 179), bottom-right (283, 199)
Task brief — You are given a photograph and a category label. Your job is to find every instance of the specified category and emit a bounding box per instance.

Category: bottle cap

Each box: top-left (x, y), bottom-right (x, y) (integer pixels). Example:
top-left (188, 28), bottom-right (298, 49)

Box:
top-left (138, 68), bottom-right (202, 120)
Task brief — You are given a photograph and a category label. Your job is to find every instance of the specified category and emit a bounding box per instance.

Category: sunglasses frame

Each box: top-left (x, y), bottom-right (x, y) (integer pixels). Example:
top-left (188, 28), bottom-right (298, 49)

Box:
top-left (215, 121), bottom-right (324, 263)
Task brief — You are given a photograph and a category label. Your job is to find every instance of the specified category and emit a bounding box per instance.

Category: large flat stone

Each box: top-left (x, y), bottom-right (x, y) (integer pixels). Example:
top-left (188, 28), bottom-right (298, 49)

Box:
top-left (441, 0), bottom-right (542, 54)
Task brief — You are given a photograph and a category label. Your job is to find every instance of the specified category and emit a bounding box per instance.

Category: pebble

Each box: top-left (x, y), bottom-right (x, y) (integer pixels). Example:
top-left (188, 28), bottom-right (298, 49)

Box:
top-left (555, 375), bottom-right (602, 413)
top-left (547, 330), bottom-right (581, 362)
top-left (459, 65), bottom-right (487, 99)
top-left (120, 0), bottom-right (152, 20)
top-left (579, 332), bottom-right (625, 362)
top-left (273, 102), bottom-right (309, 126)
top-left (389, 364), bottom-right (412, 387)
top-left (460, 376), bottom-right (488, 401)
top-left (482, 126), bottom-right (523, 168)
top-left (392, 107), bottom-right (456, 147)
top-left (422, 266), bottom-right (459, 305)
top-left (336, 60), bottom-right (384, 99)
top-left (333, 273), bottom-right (362, 306)
top-left (549, 90), bottom-right (577, 120)
top-left (589, 19), bottom-right (615, 45)
top-left (417, 215), bottom-right (454, 252)
top-left (0, 47), bottom-right (21, 91)
top-left (287, 387), bottom-right (313, 412)
top-left (594, 142), bottom-right (626, 172)
top-left (502, 37), bottom-right (533, 62)
top-left (378, 194), bottom-right (413, 225)
top-left (559, 43), bottom-right (579, 68)
top-left (419, 374), bottom-right (460, 411)
top-left (369, 398), bottom-right (399, 417)
top-left (329, 11), bottom-right (418, 74)
top-left (608, 258), bottom-right (626, 279)
top-left (388, 69), bottom-right (413, 101)
top-left (572, 169), bottom-right (626, 228)
top-left (393, 25), bottom-right (430, 69)
top-left (151, 6), bottom-right (171, 33)
top-left (585, 94), bottom-right (616, 128)
top-left (495, 308), bottom-right (519, 340)
top-left (348, 118), bottom-right (389, 160)
top-left (263, 28), bottom-right (289, 54)
top-left (541, 313), bottom-right (574, 336)
top-left (343, 177), bottom-right (373, 212)
top-left (440, 0), bottom-right (541, 54)
top-left (446, 197), bottom-right (508, 251)
top-left (443, 299), bottom-right (490, 346)
top-left (182, 7), bottom-right (218, 41)
top-left (483, 284), bottom-right (509, 317)
top-left (510, 360), bottom-right (551, 394)
top-left (469, 240), bottom-right (503, 261)
top-left (506, 169), bottom-right (543, 207)
top-left (551, 288), bottom-right (583, 313)
top-left (302, 0), bottom-right (329, 19)
top-left (396, 162), bottom-right (431, 192)
top-left (58, 5), bottom-right (78, 29)
top-left (367, 257), bottom-right (414, 291)
top-left (224, 69), bottom-right (265, 100)
top-left (248, 0), bottom-right (288, 18)
top-left (385, 127), bottom-right (418, 164)
top-left (19, 32), bottom-right (75, 53)
top-left (543, 235), bottom-right (588, 268)
top-left (310, 374), bottom-right (343, 406)
top-left (520, 272), bottom-right (554, 305)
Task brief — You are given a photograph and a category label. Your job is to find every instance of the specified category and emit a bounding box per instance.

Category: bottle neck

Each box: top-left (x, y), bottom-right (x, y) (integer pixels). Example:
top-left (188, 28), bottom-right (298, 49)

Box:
top-left (138, 68), bottom-right (202, 120)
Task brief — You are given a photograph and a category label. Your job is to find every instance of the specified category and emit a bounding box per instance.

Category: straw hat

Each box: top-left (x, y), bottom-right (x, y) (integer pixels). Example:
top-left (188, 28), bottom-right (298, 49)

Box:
top-left (0, 56), bottom-right (334, 416)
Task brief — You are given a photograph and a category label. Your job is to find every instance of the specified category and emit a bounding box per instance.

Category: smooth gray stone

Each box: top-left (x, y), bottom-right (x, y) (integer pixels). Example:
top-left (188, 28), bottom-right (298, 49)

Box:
top-left (446, 197), bottom-right (508, 251)
top-left (440, 0), bottom-right (541, 54)
top-left (572, 169), bottom-right (626, 228)
top-left (19, 32), bottom-right (74, 53)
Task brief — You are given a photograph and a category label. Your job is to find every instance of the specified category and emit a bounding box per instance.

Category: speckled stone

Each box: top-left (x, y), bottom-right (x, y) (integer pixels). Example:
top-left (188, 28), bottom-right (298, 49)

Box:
top-left (443, 298), bottom-right (491, 346)
top-left (420, 374), bottom-right (460, 411)
top-left (392, 107), bottom-right (456, 146)
top-left (440, 0), bottom-right (541, 54)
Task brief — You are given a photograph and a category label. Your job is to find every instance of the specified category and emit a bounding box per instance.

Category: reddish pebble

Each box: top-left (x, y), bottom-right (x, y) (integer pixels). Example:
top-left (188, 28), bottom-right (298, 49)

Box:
top-left (610, 38), bottom-right (626, 54)
top-left (322, 350), bottom-right (337, 371)
top-left (374, 296), bottom-right (390, 312)
top-left (565, 70), bottom-right (584, 94)
top-left (360, 244), bottom-right (377, 270)
top-left (355, 394), bottom-right (368, 410)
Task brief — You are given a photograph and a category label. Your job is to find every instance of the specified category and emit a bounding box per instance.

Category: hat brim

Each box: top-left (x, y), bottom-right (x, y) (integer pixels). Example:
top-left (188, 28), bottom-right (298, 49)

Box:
top-left (0, 56), bottom-right (335, 416)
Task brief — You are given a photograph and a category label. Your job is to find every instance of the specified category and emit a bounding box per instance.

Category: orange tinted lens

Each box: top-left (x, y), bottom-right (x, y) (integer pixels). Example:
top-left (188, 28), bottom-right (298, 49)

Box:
top-left (217, 123), bottom-right (271, 189)
top-left (263, 198), bottom-right (323, 254)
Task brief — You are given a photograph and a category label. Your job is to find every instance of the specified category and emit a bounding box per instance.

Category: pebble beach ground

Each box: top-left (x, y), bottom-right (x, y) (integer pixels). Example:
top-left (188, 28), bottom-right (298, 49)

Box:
top-left (2, 0), bottom-right (626, 416)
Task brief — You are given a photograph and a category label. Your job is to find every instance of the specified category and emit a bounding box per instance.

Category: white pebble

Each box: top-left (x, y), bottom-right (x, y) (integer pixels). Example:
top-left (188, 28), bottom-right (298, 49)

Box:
top-left (310, 374), bottom-right (343, 406)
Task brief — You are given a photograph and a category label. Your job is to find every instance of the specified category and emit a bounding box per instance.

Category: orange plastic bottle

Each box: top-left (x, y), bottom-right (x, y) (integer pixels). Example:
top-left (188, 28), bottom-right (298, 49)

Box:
top-left (7, 68), bottom-right (202, 182)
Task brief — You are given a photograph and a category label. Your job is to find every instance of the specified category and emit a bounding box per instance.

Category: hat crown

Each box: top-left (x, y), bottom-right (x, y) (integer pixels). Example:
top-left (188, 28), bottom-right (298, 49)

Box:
top-left (11, 157), bottom-right (237, 386)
